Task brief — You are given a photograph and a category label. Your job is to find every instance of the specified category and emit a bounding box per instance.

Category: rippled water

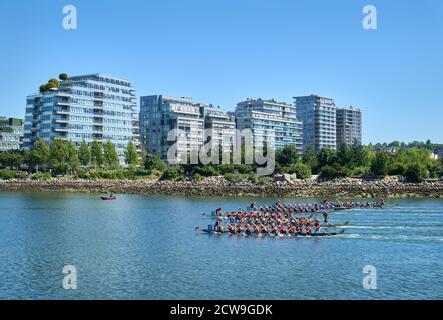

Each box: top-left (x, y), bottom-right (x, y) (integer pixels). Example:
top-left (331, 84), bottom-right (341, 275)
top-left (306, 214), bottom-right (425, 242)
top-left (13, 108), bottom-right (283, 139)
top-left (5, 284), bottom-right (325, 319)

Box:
top-left (0, 192), bottom-right (442, 299)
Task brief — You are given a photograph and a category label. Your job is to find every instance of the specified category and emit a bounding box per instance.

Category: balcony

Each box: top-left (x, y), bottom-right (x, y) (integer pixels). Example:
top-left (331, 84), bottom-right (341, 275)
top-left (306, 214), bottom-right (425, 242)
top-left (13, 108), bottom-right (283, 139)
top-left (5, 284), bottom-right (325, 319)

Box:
top-left (56, 92), bottom-right (71, 98)
top-left (93, 133), bottom-right (103, 139)
top-left (55, 100), bottom-right (70, 107)
top-left (55, 108), bottom-right (69, 115)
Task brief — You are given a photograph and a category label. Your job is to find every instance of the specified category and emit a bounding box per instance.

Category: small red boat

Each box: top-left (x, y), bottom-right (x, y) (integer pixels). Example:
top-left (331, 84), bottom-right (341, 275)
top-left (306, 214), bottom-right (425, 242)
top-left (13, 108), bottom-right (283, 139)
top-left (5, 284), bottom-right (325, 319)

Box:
top-left (101, 196), bottom-right (117, 200)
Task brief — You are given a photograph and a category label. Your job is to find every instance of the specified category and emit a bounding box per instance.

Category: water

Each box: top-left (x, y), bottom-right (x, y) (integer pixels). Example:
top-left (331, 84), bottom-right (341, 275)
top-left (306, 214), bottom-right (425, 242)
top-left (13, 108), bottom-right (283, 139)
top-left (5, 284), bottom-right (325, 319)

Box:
top-left (0, 192), bottom-right (442, 300)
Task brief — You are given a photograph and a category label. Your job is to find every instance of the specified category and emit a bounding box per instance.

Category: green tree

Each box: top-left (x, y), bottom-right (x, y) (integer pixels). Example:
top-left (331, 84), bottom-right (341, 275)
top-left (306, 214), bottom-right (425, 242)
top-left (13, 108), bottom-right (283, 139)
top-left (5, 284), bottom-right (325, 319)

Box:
top-left (285, 162), bottom-right (311, 180)
top-left (66, 140), bottom-right (80, 173)
top-left (48, 78), bottom-right (60, 87)
top-left (145, 153), bottom-right (167, 172)
top-left (124, 141), bottom-right (138, 168)
top-left (403, 163), bottom-right (429, 182)
top-left (59, 73), bottom-right (68, 81)
top-left (0, 151), bottom-right (23, 169)
top-left (350, 141), bottom-right (371, 168)
top-left (49, 139), bottom-right (68, 169)
top-left (39, 84), bottom-right (48, 93)
top-left (317, 148), bottom-right (338, 169)
top-left (302, 145), bottom-right (318, 171)
top-left (27, 139), bottom-right (50, 171)
top-left (370, 151), bottom-right (391, 177)
top-left (78, 139), bottom-right (91, 167)
top-left (276, 144), bottom-right (299, 166)
top-left (103, 141), bottom-right (119, 170)
top-left (318, 163), bottom-right (350, 180)
top-left (337, 143), bottom-right (353, 166)
top-left (90, 140), bottom-right (104, 169)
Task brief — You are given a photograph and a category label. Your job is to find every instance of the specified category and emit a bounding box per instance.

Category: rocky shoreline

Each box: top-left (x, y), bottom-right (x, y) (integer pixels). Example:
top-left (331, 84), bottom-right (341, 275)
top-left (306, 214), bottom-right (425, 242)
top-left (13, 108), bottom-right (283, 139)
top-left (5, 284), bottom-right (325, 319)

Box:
top-left (0, 177), bottom-right (442, 198)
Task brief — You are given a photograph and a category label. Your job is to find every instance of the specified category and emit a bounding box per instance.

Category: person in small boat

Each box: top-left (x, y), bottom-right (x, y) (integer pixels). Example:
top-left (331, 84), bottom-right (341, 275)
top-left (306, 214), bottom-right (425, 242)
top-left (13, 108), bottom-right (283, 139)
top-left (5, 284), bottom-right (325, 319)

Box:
top-left (261, 225), bottom-right (268, 234)
top-left (305, 226), bottom-right (312, 234)
top-left (288, 225), bottom-right (296, 234)
top-left (279, 225), bottom-right (286, 234)
top-left (245, 224), bottom-right (251, 235)
top-left (227, 223), bottom-right (235, 234)
top-left (253, 224), bottom-right (260, 234)
top-left (236, 224), bottom-right (243, 234)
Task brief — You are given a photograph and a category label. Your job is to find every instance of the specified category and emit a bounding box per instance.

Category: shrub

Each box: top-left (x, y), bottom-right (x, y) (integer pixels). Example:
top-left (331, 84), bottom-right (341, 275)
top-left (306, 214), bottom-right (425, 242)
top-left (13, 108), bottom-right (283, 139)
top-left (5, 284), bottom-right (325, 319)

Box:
top-left (149, 169), bottom-right (163, 177)
top-left (0, 169), bottom-right (17, 180)
top-left (194, 165), bottom-right (220, 177)
top-left (403, 163), bottom-right (429, 182)
top-left (193, 173), bottom-right (204, 181)
top-left (216, 164), bottom-right (235, 175)
top-left (318, 164), bottom-right (350, 180)
top-left (349, 166), bottom-right (370, 176)
top-left (285, 163), bottom-right (311, 180)
top-left (160, 167), bottom-right (180, 181)
top-left (224, 173), bottom-right (244, 184)
top-left (247, 174), bottom-right (259, 183)
top-left (31, 172), bottom-right (52, 180)
top-left (53, 164), bottom-right (70, 176)
top-left (234, 164), bottom-right (254, 174)
top-left (145, 154), bottom-right (167, 172)
top-left (257, 176), bottom-right (272, 185)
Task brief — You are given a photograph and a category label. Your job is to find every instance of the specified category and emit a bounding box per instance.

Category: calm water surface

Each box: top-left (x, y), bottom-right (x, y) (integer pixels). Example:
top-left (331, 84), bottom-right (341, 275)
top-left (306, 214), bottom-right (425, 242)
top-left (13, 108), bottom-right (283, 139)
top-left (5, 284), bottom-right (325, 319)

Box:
top-left (0, 192), bottom-right (442, 299)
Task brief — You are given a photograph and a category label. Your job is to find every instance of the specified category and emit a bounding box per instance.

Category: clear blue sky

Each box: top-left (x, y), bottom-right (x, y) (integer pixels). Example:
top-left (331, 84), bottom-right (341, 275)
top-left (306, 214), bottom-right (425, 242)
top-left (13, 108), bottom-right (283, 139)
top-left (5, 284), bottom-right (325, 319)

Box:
top-left (0, 0), bottom-right (442, 144)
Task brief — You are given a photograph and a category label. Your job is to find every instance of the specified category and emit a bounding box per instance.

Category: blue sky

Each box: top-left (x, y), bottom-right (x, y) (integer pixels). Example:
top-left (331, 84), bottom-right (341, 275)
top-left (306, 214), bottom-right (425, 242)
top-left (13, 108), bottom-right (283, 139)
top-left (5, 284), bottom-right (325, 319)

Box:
top-left (0, 0), bottom-right (442, 144)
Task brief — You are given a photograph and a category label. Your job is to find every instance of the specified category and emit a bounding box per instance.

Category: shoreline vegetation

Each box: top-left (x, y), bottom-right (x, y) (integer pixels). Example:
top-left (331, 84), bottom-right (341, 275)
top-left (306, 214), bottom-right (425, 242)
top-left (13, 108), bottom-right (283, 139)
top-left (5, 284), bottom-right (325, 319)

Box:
top-left (0, 176), bottom-right (442, 198)
top-left (1, 138), bottom-right (443, 198)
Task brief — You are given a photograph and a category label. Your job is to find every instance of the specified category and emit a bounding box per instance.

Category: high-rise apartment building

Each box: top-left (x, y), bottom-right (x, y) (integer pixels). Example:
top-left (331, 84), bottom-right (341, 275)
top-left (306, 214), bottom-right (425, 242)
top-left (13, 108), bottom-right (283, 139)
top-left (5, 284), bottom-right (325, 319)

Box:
top-left (24, 73), bottom-right (140, 164)
top-left (198, 104), bottom-right (236, 152)
top-left (294, 95), bottom-right (337, 153)
top-left (0, 117), bottom-right (24, 151)
top-left (235, 98), bottom-right (303, 154)
top-left (336, 106), bottom-right (362, 146)
top-left (139, 95), bottom-right (204, 161)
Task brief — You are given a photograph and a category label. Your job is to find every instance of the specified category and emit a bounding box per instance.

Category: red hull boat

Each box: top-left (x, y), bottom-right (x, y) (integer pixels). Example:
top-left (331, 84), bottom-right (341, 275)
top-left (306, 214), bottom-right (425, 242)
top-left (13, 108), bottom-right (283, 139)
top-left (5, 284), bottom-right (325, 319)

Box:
top-left (101, 196), bottom-right (117, 200)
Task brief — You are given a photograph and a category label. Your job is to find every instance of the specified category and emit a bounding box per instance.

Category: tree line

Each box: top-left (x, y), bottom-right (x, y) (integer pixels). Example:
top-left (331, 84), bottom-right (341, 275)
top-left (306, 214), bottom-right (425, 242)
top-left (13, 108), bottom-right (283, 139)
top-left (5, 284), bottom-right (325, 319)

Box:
top-left (1, 139), bottom-right (443, 182)
top-left (143, 141), bottom-right (443, 182)
top-left (0, 138), bottom-right (139, 175)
